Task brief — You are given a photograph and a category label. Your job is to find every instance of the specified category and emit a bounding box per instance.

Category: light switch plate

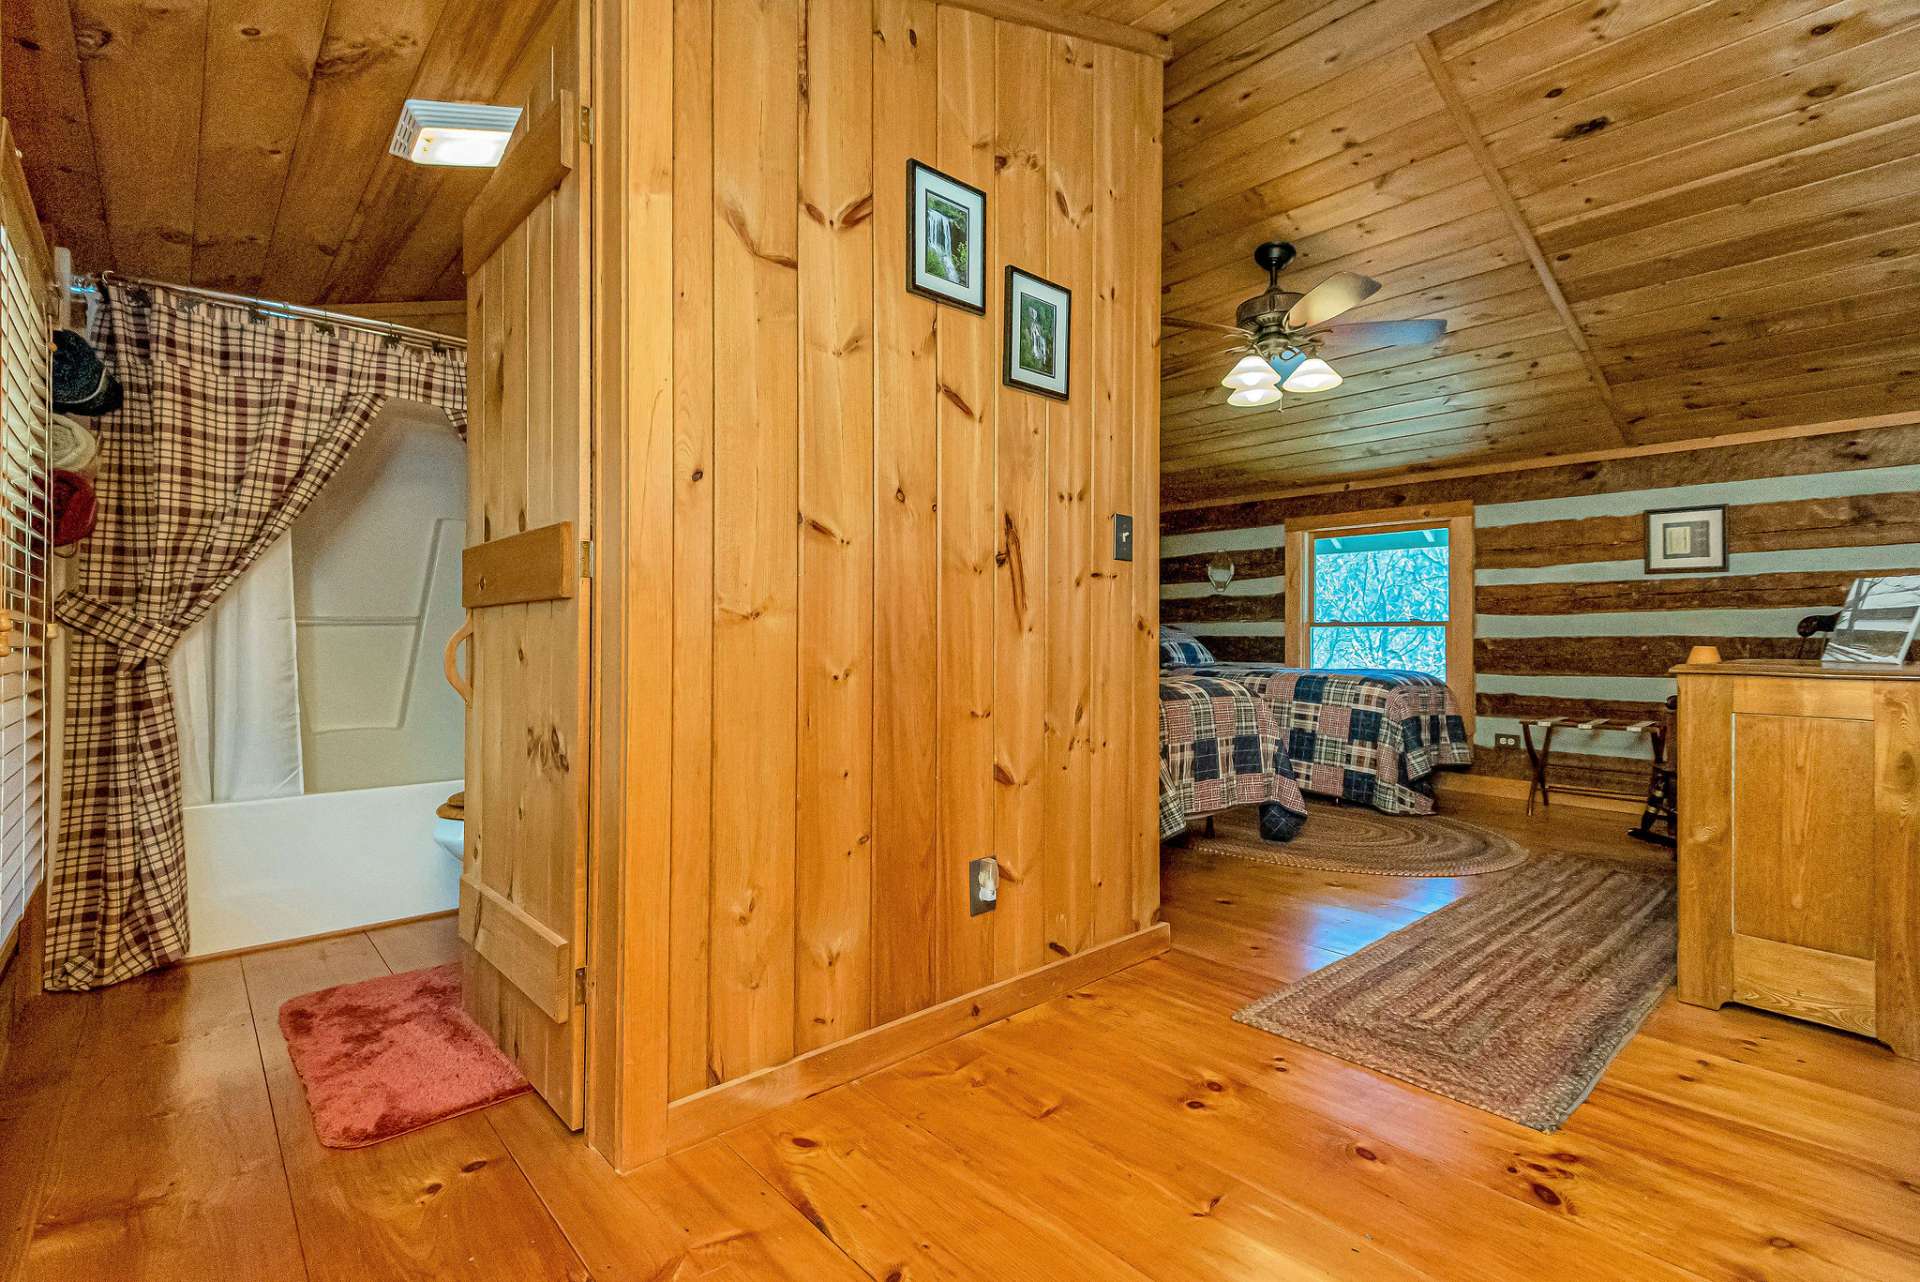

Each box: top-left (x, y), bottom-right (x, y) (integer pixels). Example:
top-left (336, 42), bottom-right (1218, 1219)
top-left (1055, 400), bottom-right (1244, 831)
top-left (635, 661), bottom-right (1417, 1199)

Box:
top-left (968, 857), bottom-right (999, 916)
top-left (1113, 513), bottom-right (1134, 562)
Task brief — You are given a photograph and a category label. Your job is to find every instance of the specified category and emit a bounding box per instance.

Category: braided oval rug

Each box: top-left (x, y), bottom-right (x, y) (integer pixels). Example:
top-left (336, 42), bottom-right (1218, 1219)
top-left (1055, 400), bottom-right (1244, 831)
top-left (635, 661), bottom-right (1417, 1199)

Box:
top-left (1234, 854), bottom-right (1676, 1131)
top-left (1191, 802), bottom-right (1529, 878)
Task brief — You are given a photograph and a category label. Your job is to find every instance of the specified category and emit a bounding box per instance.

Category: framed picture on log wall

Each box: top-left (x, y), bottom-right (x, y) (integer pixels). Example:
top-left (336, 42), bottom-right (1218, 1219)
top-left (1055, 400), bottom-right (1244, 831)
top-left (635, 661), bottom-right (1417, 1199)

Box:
top-left (1645, 505), bottom-right (1727, 575)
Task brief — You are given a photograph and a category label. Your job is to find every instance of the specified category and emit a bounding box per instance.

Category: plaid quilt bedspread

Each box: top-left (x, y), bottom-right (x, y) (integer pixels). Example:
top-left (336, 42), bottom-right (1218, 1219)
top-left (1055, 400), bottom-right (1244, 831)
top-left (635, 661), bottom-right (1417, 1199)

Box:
top-left (1168, 665), bottom-right (1471, 816)
top-left (1159, 674), bottom-right (1308, 840)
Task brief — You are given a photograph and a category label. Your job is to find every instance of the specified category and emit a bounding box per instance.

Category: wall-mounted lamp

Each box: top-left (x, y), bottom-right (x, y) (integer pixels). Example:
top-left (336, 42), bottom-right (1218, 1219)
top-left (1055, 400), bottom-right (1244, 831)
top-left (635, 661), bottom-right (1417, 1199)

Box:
top-left (1206, 557), bottom-right (1236, 594)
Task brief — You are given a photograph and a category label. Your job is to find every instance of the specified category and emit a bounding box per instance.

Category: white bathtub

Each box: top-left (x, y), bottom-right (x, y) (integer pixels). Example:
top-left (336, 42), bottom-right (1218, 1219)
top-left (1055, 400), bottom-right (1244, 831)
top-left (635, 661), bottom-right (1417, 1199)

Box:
top-left (184, 779), bottom-right (463, 958)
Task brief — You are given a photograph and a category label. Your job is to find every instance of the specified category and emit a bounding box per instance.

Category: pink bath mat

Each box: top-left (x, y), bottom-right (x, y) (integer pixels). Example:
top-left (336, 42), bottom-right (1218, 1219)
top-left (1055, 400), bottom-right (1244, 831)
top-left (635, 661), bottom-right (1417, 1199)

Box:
top-left (278, 962), bottom-right (529, 1148)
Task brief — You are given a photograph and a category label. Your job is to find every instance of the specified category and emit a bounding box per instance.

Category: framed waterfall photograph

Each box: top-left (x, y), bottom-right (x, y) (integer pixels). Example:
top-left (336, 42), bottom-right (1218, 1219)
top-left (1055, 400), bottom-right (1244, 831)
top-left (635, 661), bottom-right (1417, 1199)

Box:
top-left (907, 160), bottom-right (986, 313)
top-left (1002, 266), bottom-right (1071, 400)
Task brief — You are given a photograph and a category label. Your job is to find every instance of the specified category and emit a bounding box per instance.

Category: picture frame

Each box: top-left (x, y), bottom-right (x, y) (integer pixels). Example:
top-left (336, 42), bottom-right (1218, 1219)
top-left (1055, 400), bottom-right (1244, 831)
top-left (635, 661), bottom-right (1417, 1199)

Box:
top-left (1822, 575), bottom-right (1920, 666)
top-left (1644, 504), bottom-right (1727, 575)
top-left (906, 160), bottom-right (986, 313)
top-left (1002, 266), bottom-right (1071, 400)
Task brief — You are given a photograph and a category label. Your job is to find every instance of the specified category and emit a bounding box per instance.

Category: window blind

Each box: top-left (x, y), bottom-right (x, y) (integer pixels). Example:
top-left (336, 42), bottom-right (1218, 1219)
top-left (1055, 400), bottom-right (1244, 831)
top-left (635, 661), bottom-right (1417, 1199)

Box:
top-left (0, 225), bottom-right (50, 965)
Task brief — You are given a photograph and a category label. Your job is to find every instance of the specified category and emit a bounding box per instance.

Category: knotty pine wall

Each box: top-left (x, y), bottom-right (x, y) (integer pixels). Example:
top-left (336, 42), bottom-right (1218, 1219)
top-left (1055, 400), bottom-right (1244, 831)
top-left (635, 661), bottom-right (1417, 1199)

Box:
top-left (1162, 422), bottom-right (1920, 795)
top-left (664, 0), bottom-right (1163, 1096)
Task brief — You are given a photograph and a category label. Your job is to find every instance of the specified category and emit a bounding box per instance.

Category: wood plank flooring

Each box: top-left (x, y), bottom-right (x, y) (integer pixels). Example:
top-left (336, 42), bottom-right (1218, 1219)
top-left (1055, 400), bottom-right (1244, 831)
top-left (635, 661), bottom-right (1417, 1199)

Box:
top-left (3, 795), bottom-right (1916, 1281)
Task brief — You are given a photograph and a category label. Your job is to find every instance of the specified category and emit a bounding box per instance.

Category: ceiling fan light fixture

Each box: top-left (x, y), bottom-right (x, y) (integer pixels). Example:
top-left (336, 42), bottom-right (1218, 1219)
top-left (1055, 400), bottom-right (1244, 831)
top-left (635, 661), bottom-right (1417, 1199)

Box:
top-left (1227, 386), bottom-right (1282, 408)
top-left (1281, 357), bottom-right (1342, 393)
top-left (1221, 354), bottom-right (1281, 391)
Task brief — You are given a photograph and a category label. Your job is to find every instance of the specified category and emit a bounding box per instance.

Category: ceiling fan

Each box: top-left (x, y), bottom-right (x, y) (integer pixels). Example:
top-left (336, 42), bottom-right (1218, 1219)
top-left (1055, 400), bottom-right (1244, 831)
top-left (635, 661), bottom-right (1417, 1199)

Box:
top-left (1164, 241), bottom-right (1449, 409)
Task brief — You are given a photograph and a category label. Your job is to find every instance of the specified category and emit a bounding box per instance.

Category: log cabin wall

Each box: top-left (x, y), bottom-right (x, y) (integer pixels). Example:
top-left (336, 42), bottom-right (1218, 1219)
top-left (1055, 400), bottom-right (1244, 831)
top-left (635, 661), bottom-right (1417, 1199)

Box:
top-left (653, 0), bottom-right (1164, 1100)
top-left (1162, 420), bottom-right (1920, 795)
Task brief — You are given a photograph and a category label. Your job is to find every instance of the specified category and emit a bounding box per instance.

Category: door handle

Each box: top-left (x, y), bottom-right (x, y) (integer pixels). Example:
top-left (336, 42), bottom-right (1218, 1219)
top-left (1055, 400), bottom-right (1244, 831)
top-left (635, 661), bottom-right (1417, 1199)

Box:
top-left (443, 614), bottom-right (473, 705)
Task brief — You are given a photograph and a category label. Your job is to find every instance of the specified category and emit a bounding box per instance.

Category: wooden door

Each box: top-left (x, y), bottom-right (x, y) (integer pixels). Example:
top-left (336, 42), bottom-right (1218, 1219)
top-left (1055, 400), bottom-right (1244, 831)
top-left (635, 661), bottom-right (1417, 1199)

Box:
top-left (458, 40), bottom-right (591, 1126)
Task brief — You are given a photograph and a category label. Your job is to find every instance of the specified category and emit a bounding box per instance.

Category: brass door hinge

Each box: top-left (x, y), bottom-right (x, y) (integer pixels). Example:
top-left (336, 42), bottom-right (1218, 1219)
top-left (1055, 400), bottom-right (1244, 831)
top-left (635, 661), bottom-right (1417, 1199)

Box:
top-left (579, 105), bottom-right (593, 146)
top-left (579, 539), bottom-right (594, 578)
top-left (574, 966), bottom-right (587, 1005)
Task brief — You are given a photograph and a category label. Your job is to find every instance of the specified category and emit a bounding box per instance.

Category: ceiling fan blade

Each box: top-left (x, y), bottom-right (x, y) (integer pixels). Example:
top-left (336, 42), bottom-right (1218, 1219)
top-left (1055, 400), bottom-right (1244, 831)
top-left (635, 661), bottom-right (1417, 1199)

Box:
top-left (1284, 272), bottom-right (1380, 330)
top-left (1161, 314), bottom-right (1249, 337)
top-left (1313, 318), bottom-right (1447, 348)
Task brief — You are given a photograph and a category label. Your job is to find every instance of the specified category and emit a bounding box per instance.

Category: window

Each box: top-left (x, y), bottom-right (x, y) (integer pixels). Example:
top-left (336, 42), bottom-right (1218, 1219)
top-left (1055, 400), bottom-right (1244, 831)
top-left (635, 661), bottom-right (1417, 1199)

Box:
top-left (1284, 503), bottom-right (1474, 729)
top-left (0, 220), bottom-right (50, 970)
top-left (1309, 525), bottom-right (1451, 678)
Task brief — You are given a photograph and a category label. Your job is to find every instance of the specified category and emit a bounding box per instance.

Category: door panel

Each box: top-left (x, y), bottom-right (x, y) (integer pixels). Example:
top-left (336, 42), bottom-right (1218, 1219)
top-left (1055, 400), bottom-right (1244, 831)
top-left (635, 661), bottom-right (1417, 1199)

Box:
top-left (459, 27), bottom-right (591, 1126)
top-left (1731, 710), bottom-right (1876, 958)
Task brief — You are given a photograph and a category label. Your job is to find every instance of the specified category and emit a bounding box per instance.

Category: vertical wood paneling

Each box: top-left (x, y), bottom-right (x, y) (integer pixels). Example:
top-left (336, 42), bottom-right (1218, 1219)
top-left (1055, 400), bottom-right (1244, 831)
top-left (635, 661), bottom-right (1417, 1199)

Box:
top-left (1091, 43), bottom-right (1139, 941)
top-left (989, 20), bottom-right (1052, 978)
top-left (669, 0), bottom-right (717, 1100)
top-left (933, 4), bottom-right (998, 1000)
top-left (662, 2), bottom-right (1159, 1090)
top-left (1130, 53), bottom-right (1165, 931)
top-left (869, 0), bottom-right (943, 1024)
top-left (1043, 33), bottom-right (1096, 959)
top-left (795, 0), bottom-right (877, 1052)
top-left (591, 0), bottom-right (678, 1160)
top-left (709, 0), bottom-right (801, 1081)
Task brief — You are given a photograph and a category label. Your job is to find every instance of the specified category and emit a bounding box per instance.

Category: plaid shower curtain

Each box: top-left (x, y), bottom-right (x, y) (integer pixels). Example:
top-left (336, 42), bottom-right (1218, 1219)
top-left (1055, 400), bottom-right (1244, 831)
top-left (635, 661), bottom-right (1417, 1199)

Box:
top-left (45, 282), bottom-right (467, 990)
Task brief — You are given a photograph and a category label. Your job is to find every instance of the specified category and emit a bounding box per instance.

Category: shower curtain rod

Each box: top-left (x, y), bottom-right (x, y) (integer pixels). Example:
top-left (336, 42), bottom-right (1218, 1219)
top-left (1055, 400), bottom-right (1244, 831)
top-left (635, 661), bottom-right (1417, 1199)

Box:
top-left (66, 272), bottom-right (468, 349)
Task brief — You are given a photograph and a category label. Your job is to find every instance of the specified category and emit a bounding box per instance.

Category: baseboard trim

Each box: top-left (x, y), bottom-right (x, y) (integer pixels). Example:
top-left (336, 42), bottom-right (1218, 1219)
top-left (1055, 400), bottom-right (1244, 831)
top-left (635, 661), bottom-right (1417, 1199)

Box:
top-left (183, 909), bottom-right (458, 966)
top-left (663, 922), bottom-right (1172, 1155)
top-left (1436, 772), bottom-right (1643, 816)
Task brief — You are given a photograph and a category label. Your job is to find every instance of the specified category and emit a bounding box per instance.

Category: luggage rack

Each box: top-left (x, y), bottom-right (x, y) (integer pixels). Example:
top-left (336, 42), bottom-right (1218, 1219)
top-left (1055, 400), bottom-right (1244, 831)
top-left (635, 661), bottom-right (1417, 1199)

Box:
top-left (1520, 714), bottom-right (1673, 847)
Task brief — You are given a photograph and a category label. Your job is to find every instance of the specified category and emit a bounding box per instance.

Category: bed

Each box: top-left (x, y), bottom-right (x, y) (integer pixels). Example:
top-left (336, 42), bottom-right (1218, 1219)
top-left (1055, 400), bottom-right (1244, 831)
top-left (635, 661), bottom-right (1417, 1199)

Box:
top-left (1158, 672), bottom-right (1308, 842)
top-left (1161, 629), bottom-right (1471, 816)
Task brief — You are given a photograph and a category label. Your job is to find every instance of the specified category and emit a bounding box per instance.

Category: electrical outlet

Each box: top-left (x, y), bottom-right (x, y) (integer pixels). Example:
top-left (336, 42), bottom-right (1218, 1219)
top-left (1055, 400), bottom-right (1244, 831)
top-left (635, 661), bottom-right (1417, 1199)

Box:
top-left (1113, 513), bottom-right (1134, 562)
top-left (1495, 733), bottom-right (1519, 749)
top-left (968, 857), bottom-right (999, 916)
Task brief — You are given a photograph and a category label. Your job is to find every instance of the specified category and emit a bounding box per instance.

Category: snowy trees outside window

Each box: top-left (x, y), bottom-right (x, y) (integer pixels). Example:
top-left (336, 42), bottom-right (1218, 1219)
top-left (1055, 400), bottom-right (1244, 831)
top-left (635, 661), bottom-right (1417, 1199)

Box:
top-left (1308, 526), bottom-right (1450, 677)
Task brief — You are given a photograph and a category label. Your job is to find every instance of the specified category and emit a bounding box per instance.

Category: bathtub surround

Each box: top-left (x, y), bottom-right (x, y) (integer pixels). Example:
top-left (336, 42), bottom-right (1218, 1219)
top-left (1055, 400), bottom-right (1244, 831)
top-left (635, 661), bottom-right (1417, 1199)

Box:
top-left (1162, 419), bottom-right (1920, 797)
top-left (46, 280), bottom-right (468, 991)
top-left (184, 781), bottom-right (462, 958)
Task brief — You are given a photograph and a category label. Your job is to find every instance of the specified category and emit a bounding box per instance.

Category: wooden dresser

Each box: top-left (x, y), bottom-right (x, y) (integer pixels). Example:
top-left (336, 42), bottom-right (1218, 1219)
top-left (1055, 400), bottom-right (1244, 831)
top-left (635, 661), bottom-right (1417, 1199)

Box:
top-left (1674, 660), bottom-right (1919, 1058)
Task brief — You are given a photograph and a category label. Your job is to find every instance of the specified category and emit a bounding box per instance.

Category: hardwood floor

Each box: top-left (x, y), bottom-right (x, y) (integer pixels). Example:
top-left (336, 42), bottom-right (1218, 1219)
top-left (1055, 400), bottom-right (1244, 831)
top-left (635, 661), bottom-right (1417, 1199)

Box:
top-left (3, 795), bottom-right (1916, 1281)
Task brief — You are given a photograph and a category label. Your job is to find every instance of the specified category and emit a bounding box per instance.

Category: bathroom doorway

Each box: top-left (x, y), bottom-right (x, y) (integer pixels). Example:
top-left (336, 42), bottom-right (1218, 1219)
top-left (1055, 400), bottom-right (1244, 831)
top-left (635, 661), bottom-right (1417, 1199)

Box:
top-left (173, 398), bottom-right (468, 959)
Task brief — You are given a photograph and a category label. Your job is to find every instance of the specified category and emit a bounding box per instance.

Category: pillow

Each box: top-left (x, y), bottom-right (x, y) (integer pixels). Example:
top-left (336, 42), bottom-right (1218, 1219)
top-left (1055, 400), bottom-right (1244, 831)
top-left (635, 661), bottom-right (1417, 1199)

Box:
top-left (1159, 628), bottom-right (1215, 668)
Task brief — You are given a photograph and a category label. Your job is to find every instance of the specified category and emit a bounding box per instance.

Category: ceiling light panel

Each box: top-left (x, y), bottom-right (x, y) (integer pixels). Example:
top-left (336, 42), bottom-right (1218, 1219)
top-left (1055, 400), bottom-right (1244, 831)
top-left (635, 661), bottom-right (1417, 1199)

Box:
top-left (390, 99), bottom-right (525, 168)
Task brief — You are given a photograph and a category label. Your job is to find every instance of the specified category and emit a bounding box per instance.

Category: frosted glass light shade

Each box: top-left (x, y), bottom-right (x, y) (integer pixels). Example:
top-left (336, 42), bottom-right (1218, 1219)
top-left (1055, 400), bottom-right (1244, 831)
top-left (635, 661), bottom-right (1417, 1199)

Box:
top-left (1281, 357), bottom-right (1342, 393)
top-left (1227, 386), bottom-right (1282, 408)
top-left (1221, 355), bottom-right (1281, 391)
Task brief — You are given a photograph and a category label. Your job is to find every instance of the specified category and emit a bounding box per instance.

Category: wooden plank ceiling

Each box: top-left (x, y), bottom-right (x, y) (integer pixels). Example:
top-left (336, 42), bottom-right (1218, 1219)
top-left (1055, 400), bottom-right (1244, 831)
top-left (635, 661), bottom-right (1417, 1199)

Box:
top-left (1, 0), bottom-right (559, 305)
top-left (1089, 0), bottom-right (1920, 503)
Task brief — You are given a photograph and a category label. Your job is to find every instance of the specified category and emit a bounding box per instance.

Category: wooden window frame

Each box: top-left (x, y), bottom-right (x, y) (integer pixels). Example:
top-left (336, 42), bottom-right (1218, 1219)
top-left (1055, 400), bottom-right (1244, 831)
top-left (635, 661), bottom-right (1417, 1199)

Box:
top-left (1283, 501), bottom-right (1474, 734)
